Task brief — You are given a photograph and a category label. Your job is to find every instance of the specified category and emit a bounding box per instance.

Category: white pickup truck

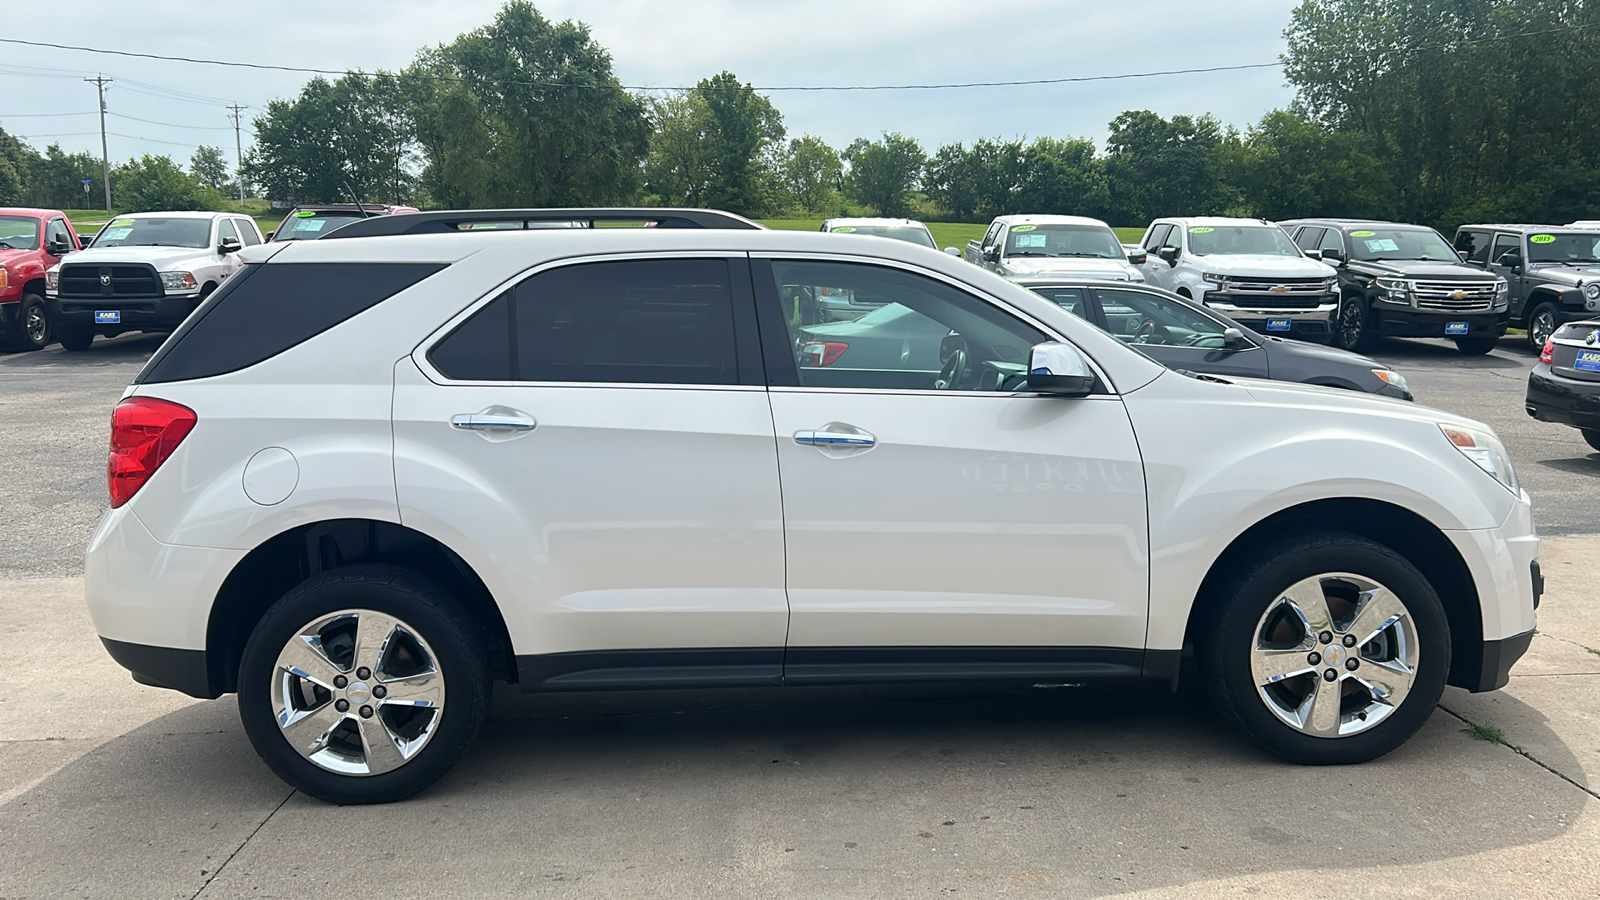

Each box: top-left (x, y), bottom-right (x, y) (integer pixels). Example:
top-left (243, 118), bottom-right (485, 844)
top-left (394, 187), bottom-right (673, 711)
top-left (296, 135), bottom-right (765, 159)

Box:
top-left (1135, 216), bottom-right (1339, 343)
top-left (965, 215), bottom-right (1146, 282)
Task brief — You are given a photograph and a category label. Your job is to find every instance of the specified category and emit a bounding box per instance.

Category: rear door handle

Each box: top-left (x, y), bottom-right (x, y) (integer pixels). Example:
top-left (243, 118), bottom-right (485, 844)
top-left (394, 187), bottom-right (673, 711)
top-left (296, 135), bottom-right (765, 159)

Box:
top-left (451, 414), bottom-right (536, 432)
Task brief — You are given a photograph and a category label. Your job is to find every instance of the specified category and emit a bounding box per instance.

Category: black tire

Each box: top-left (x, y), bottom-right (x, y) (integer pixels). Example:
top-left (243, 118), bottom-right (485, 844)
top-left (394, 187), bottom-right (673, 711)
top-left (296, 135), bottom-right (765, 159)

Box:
top-left (1526, 302), bottom-right (1558, 351)
top-left (1199, 533), bottom-right (1450, 765)
top-left (2, 293), bottom-right (50, 352)
top-left (1334, 295), bottom-right (1369, 351)
top-left (1584, 429), bottom-right (1600, 454)
top-left (56, 323), bottom-right (94, 351)
top-left (1454, 336), bottom-right (1498, 355)
top-left (237, 564), bottom-right (490, 804)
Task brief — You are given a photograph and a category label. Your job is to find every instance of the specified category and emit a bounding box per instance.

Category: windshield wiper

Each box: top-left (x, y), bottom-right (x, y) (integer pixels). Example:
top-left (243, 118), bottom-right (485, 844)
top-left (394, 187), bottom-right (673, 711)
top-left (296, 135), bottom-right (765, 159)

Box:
top-left (1007, 251), bottom-right (1047, 257)
top-left (1053, 252), bottom-right (1115, 258)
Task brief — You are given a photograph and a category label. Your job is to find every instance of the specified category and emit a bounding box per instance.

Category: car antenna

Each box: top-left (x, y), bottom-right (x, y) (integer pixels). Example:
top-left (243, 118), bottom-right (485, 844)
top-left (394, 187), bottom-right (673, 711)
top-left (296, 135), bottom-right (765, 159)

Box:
top-left (341, 180), bottom-right (372, 217)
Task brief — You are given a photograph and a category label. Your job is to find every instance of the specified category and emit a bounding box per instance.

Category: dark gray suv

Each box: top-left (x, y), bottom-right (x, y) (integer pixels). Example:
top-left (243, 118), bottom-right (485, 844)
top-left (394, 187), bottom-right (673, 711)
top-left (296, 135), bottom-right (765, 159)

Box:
top-left (1453, 225), bottom-right (1600, 349)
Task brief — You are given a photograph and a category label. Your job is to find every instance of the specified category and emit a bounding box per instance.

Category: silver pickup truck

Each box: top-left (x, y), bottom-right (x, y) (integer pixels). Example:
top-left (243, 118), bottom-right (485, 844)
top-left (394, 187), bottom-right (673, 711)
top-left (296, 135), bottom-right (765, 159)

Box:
top-left (964, 215), bottom-right (1146, 282)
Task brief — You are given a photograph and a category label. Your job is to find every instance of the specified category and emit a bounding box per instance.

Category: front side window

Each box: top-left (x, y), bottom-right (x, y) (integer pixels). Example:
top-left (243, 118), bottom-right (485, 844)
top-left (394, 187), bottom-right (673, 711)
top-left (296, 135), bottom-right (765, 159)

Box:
top-left (1317, 228), bottom-right (1345, 256)
top-left (1186, 225), bottom-right (1299, 257)
top-left (429, 258), bottom-right (739, 385)
top-left (1490, 233), bottom-right (1522, 266)
top-left (1143, 223), bottom-right (1172, 251)
top-left (217, 219), bottom-right (240, 245)
top-left (770, 260), bottom-right (1048, 392)
top-left (0, 215), bottom-right (40, 251)
top-left (982, 221), bottom-right (1004, 249)
top-left (1004, 224), bottom-right (1123, 260)
top-left (1293, 227), bottom-right (1324, 251)
top-left (46, 218), bottom-right (72, 248)
top-left (1095, 288), bottom-right (1229, 348)
top-left (235, 219), bottom-right (262, 245)
top-left (1524, 231), bottom-right (1600, 264)
top-left (1455, 230), bottom-right (1490, 264)
top-left (89, 216), bottom-right (211, 249)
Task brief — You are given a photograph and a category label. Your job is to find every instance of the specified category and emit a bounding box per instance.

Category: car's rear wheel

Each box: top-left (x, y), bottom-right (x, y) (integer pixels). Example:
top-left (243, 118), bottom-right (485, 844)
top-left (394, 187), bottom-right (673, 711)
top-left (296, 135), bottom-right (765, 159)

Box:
top-left (1527, 302), bottom-right (1558, 351)
top-left (237, 565), bottom-right (489, 804)
top-left (3, 293), bottom-right (51, 352)
top-left (1583, 429), bottom-right (1600, 454)
top-left (1334, 296), bottom-right (1368, 351)
top-left (1454, 336), bottom-right (1497, 355)
top-left (1200, 533), bottom-right (1449, 764)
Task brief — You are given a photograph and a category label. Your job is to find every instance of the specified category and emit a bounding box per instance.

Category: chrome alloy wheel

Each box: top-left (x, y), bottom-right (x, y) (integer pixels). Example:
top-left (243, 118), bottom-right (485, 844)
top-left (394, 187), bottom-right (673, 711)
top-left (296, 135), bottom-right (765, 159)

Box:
top-left (271, 609), bottom-right (446, 776)
top-left (1531, 307), bottom-right (1558, 348)
top-left (24, 303), bottom-right (47, 344)
top-left (1249, 573), bottom-right (1419, 738)
top-left (1338, 299), bottom-right (1364, 348)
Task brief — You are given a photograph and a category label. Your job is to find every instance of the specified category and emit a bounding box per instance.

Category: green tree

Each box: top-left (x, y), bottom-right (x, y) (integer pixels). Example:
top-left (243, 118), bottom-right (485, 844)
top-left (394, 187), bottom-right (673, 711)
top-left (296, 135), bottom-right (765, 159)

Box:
top-left (842, 132), bottom-right (925, 217)
top-left (25, 144), bottom-right (102, 209)
top-left (190, 145), bottom-right (232, 193)
top-left (1016, 137), bottom-right (1110, 219)
top-left (644, 93), bottom-right (715, 207)
top-left (691, 71), bottom-right (785, 215)
top-left (111, 155), bottom-right (224, 211)
top-left (779, 135), bottom-right (842, 214)
top-left (0, 127), bottom-right (29, 205)
top-left (246, 74), bottom-right (413, 205)
top-left (1234, 110), bottom-right (1392, 220)
top-left (405, 0), bottom-right (650, 207)
top-left (1104, 111), bottom-right (1238, 223)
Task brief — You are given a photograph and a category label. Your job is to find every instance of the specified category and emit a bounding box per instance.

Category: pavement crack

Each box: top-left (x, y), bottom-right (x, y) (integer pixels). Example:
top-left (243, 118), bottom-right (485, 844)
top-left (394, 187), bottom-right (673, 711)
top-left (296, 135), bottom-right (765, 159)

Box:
top-left (190, 787), bottom-right (295, 899)
top-left (1439, 705), bottom-right (1600, 802)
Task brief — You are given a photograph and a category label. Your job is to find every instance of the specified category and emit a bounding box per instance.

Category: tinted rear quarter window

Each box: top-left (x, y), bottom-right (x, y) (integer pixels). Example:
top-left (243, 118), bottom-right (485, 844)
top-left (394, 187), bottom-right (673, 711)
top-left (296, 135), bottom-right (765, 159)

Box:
top-left (137, 262), bottom-right (446, 384)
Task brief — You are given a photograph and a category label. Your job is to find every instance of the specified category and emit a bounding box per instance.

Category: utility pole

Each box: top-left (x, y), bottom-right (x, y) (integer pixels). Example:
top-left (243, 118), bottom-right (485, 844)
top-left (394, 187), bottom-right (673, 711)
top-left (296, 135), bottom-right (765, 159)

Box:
top-left (85, 75), bottom-right (113, 214)
top-left (226, 103), bottom-right (247, 209)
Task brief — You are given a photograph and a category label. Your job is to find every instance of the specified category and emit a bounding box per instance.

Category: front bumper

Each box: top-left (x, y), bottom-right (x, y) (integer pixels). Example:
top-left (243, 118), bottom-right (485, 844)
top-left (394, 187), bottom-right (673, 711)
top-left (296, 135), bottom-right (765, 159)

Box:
top-left (1445, 492), bottom-right (1540, 692)
top-left (1471, 629), bottom-right (1535, 692)
top-left (1205, 298), bottom-right (1337, 342)
top-left (1369, 302), bottom-right (1507, 338)
top-left (48, 292), bottom-right (203, 332)
top-left (1526, 364), bottom-right (1600, 432)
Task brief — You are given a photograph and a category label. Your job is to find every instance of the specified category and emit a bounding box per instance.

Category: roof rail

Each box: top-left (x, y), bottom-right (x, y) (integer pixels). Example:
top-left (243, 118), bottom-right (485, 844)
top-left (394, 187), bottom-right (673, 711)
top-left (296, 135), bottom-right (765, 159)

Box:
top-left (321, 207), bottom-right (763, 239)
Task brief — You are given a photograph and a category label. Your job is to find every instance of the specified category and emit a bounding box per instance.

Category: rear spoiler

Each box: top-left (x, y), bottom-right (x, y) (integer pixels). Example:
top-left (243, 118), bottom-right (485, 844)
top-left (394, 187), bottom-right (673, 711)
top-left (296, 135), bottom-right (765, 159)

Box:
top-left (321, 208), bottom-right (763, 239)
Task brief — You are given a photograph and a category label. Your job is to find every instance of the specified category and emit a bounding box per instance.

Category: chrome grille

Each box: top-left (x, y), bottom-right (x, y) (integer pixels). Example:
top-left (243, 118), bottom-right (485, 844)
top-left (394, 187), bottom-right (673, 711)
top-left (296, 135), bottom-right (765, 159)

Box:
top-left (1411, 280), bottom-right (1497, 311)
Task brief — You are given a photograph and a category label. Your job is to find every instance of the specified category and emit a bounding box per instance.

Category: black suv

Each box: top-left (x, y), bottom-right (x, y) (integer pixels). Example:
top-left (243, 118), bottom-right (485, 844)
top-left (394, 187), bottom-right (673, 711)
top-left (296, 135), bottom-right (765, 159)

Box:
top-left (1282, 219), bottom-right (1507, 354)
top-left (1453, 225), bottom-right (1600, 350)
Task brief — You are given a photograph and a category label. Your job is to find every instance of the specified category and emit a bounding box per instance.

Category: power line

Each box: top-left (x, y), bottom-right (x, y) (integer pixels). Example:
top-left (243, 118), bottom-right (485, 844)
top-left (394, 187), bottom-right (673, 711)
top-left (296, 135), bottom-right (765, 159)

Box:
top-left (0, 110), bottom-right (94, 117)
top-left (106, 131), bottom-right (209, 149)
top-left (108, 111), bottom-right (236, 131)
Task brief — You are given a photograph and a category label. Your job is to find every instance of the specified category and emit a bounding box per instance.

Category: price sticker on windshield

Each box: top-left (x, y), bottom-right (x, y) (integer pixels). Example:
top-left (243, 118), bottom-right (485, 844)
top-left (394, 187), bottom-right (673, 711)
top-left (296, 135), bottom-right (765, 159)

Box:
top-left (1531, 234), bottom-right (1556, 244)
top-left (1015, 234), bottom-right (1047, 248)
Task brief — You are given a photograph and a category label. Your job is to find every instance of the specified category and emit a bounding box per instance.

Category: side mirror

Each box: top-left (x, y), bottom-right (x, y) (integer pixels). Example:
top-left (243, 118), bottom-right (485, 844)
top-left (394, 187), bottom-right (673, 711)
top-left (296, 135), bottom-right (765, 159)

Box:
top-left (1457, 249), bottom-right (1471, 262)
top-left (219, 237), bottom-right (243, 254)
top-left (1223, 326), bottom-right (1247, 348)
top-left (983, 248), bottom-right (1000, 263)
top-left (1158, 247), bottom-right (1180, 266)
top-left (46, 240), bottom-right (70, 256)
top-left (1321, 248), bottom-right (1344, 265)
top-left (1494, 251), bottom-right (1522, 269)
top-left (943, 246), bottom-right (960, 257)
top-left (265, 231), bottom-right (276, 241)
top-left (1026, 342), bottom-right (1096, 397)
top-left (1305, 249), bottom-right (1322, 260)
top-left (1126, 250), bottom-right (1147, 265)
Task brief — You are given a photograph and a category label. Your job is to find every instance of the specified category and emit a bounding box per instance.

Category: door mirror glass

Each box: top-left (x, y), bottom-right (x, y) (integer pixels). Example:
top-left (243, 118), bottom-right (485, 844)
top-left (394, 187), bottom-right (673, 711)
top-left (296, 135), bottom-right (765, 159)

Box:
top-left (219, 237), bottom-right (243, 254)
top-left (1126, 249), bottom-right (1147, 265)
top-left (1026, 342), bottom-right (1095, 396)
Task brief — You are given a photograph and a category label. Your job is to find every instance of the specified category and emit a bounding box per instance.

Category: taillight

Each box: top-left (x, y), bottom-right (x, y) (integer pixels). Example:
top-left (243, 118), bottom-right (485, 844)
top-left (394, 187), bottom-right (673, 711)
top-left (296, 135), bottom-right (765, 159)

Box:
top-left (108, 397), bottom-right (196, 508)
top-left (799, 341), bottom-right (849, 367)
top-left (1540, 340), bottom-right (1553, 364)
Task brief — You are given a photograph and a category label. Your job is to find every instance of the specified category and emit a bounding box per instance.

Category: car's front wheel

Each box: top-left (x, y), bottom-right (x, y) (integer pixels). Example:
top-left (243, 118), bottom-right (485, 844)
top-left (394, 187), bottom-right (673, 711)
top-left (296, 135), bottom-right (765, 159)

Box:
top-left (237, 565), bottom-right (490, 804)
top-left (1526, 302), bottom-right (1558, 351)
top-left (3, 293), bottom-right (50, 352)
top-left (1454, 336), bottom-right (1498, 355)
top-left (1583, 429), bottom-right (1600, 454)
top-left (1334, 296), bottom-right (1368, 351)
top-left (1200, 534), bottom-right (1450, 765)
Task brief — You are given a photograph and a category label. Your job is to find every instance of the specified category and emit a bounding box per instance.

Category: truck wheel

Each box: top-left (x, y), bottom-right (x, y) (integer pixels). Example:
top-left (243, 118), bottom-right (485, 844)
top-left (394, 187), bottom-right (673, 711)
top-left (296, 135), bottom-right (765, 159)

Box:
top-left (1199, 533), bottom-right (1449, 765)
top-left (56, 323), bottom-right (94, 352)
top-left (3, 293), bottom-right (50, 352)
top-left (1584, 429), bottom-right (1600, 454)
top-left (1334, 296), bottom-right (1369, 351)
top-left (1454, 336), bottom-right (1497, 355)
top-left (237, 564), bottom-right (490, 805)
top-left (1526, 302), bottom-right (1558, 350)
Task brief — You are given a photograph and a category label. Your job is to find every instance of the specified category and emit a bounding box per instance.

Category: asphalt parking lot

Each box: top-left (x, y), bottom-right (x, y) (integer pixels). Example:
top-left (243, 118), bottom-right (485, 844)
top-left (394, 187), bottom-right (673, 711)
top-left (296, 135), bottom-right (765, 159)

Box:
top-left (2, 333), bottom-right (1598, 898)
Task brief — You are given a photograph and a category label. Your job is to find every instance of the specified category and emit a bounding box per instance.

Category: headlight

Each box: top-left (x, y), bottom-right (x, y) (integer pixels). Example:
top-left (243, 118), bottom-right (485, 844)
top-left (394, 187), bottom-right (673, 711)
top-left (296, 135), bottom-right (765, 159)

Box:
top-left (1371, 369), bottom-right (1409, 393)
top-left (1498, 278), bottom-right (1511, 295)
top-left (1584, 282), bottom-right (1600, 300)
top-left (1201, 272), bottom-right (1226, 286)
top-left (1440, 424), bottom-right (1518, 494)
top-left (160, 271), bottom-right (198, 291)
top-left (1375, 277), bottom-right (1409, 296)
top-left (45, 270), bottom-right (58, 292)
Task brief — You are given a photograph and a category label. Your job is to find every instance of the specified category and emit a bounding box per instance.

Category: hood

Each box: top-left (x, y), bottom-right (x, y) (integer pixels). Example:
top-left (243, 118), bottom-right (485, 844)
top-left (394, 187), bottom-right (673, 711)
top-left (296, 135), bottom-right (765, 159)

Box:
top-left (1526, 263), bottom-right (1600, 284)
top-left (1002, 256), bottom-right (1142, 280)
top-left (1348, 260), bottom-right (1494, 280)
top-left (58, 245), bottom-right (217, 270)
top-left (1234, 374), bottom-right (1463, 420)
top-left (1262, 334), bottom-right (1383, 369)
top-left (0, 247), bottom-right (34, 264)
top-left (1193, 254), bottom-right (1334, 277)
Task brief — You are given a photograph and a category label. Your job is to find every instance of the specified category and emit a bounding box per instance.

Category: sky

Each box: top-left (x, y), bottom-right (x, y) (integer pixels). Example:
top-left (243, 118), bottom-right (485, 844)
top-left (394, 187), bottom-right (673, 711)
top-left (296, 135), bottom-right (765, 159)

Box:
top-left (1, 0), bottom-right (1301, 178)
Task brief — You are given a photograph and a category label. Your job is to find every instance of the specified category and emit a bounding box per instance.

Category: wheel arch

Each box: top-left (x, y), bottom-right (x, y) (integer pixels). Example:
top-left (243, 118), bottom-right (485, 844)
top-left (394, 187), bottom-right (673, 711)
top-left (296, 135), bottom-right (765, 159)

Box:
top-left (205, 518), bottom-right (516, 695)
top-left (23, 277), bottom-right (46, 296)
top-left (1183, 497), bottom-right (1485, 691)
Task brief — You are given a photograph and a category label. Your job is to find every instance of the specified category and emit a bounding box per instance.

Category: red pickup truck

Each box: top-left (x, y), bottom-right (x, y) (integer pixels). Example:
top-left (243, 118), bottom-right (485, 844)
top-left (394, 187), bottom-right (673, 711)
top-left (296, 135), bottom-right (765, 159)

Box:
top-left (0, 207), bottom-right (82, 351)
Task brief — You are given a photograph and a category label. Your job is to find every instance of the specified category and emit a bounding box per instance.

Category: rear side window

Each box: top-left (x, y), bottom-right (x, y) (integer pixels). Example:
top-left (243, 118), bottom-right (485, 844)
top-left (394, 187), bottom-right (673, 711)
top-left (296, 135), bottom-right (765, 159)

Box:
top-left (137, 262), bottom-right (446, 384)
top-left (429, 258), bottom-right (739, 385)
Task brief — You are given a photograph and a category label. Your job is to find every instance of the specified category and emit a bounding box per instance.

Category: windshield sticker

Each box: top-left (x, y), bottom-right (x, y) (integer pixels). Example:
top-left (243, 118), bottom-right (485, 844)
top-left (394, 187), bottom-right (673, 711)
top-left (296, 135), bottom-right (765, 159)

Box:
top-left (1363, 238), bottom-right (1399, 252)
top-left (1350, 230), bottom-right (1376, 237)
top-left (298, 219), bottom-right (328, 232)
top-left (832, 226), bottom-right (857, 233)
top-left (1015, 233), bottom-right (1048, 248)
top-left (293, 210), bottom-right (318, 218)
top-left (1530, 234), bottom-right (1556, 244)
top-left (1012, 224), bottom-right (1037, 232)
top-left (108, 218), bottom-right (134, 228)
top-left (1190, 227), bottom-right (1214, 233)
top-left (101, 227), bottom-right (133, 241)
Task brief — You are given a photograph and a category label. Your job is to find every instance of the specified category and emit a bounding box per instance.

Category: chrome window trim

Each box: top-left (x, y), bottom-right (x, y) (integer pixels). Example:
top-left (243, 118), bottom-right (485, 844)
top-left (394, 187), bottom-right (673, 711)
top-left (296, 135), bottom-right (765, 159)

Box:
top-left (411, 250), bottom-right (751, 389)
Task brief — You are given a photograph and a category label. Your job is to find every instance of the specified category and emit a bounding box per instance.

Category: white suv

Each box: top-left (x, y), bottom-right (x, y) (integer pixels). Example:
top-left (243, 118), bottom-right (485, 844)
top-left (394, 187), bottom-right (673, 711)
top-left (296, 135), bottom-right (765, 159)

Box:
top-left (1136, 217), bottom-right (1339, 343)
top-left (86, 208), bottom-right (1540, 804)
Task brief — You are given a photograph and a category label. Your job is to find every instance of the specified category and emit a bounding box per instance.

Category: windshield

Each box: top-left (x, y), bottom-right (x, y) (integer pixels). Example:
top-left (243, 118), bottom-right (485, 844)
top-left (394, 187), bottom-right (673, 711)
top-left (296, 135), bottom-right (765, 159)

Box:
top-left (1346, 227), bottom-right (1459, 262)
top-left (0, 216), bottom-right (39, 250)
top-left (1526, 232), bottom-right (1600, 264)
top-left (1004, 224), bottom-right (1122, 259)
top-left (275, 212), bottom-right (364, 240)
top-left (1187, 225), bottom-right (1299, 257)
top-left (90, 216), bottom-right (211, 249)
top-left (829, 224), bottom-right (936, 248)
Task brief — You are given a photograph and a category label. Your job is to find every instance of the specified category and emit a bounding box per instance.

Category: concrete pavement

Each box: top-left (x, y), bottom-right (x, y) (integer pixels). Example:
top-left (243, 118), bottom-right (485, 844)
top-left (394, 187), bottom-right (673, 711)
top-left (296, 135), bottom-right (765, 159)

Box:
top-left (1, 536), bottom-right (1596, 899)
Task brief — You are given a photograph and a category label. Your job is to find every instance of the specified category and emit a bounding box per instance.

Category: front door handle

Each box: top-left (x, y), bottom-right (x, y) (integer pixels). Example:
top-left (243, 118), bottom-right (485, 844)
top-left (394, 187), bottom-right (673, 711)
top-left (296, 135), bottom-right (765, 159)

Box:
top-left (794, 430), bottom-right (875, 447)
top-left (451, 413), bottom-right (536, 432)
